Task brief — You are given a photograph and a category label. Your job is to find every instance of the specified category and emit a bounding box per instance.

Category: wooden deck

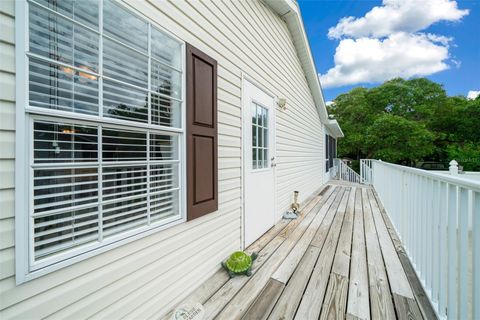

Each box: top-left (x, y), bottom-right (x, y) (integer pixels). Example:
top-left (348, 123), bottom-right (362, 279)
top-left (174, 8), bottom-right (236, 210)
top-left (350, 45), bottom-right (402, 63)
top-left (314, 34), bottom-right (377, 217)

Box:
top-left (165, 183), bottom-right (436, 320)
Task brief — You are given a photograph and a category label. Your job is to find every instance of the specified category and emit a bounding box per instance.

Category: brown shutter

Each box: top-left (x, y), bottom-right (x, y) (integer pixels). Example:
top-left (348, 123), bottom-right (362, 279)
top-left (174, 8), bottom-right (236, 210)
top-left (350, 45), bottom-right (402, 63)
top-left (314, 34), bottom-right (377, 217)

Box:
top-left (186, 43), bottom-right (218, 221)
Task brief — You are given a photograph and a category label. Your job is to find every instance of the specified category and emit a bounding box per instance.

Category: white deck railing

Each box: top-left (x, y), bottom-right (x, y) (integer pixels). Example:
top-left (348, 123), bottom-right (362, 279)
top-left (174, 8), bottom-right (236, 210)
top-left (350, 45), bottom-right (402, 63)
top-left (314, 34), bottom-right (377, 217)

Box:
top-left (333, 159), bottom-right (362, 184)
top-left (361, 160), bottom-right (480, 319)
top-left (360, 159), bottom-right (373, 184)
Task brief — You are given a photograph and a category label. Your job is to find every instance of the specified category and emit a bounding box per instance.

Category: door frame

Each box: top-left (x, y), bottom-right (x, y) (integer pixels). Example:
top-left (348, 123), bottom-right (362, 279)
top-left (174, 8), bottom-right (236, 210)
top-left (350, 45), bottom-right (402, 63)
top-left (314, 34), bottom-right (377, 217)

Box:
top-left (241, 72), bottom-right (277, 249)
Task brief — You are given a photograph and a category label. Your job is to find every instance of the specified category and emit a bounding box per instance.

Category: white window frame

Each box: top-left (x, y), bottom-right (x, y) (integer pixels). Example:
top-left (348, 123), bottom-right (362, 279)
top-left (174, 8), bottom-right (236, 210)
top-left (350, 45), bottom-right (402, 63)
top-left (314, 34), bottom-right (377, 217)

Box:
top-left (15, 0), bottom-right (187, 284)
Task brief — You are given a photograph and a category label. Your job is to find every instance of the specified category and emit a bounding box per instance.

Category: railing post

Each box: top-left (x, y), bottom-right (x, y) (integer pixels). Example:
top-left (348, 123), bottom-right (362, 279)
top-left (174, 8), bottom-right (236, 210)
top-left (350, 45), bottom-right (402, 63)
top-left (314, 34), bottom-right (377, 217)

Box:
top-left (449, 160), bottom-right (459, 175)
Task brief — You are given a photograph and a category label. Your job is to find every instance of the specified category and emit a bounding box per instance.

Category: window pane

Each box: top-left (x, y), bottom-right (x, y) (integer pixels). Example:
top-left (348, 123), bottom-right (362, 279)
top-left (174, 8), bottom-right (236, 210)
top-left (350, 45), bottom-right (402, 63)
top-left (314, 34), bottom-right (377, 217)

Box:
top-left (263, 149), bottom-right (268, 168)
top-left (103, 38), bottom-right (148, 88)
top-left (150, 163), bottom-right (179, 193)
top-left (151, 60), bottom-right (182, 99)
top-left (258, 125), bottom-right (263, 147)
top-left (33, 167), bottom-right (98, 214)
top-left (151, 94), bottom-right (181, 128)
top-left (102, 165), bottom-right (148, 237)
top-left (264, 128), bottom-right (268, 148)
top-left (151, 27), bottom-right (182, 70)
top-left (262, 107), bottom-right (268, 128)
top-left (34, 206), bottom-right (99, 260)
top-left (103, 80), bottom-right (148, 123)
top-left (150, 189), bottom-right (179, 223)
top-left (34, 120), bottom-right (98, 163)
top-left (257, 105), bottom-right (263, 127)
top-left (150, 134), bottom-right (178, 161)
top-left (32, 0), bottom-right (99, 29)
top-left (252, 147), bottom-right (257, 169)
top-left (102, 165), bottom-right (148, 202)
top-left (102, 128), bottom-right (147, 161)
top-left (29, 4), bottom-right (99, 71)
top-left (252, 124), bottom-right (257, 148)
top-left (103, 0), bottom-right (147, 53)
top-left (29, 58), bottom-right (99, 115)
top-left (258, 147), bottom-right (263, 168)
top-left (251, 103), bottom-right (257, 126)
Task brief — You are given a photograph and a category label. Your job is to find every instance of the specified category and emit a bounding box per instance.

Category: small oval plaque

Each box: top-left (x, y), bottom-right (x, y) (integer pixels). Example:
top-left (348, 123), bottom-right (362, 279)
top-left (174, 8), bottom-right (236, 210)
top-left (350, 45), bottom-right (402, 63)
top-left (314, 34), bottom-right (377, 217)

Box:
top-left (172, 302), bottom-right (205, 320)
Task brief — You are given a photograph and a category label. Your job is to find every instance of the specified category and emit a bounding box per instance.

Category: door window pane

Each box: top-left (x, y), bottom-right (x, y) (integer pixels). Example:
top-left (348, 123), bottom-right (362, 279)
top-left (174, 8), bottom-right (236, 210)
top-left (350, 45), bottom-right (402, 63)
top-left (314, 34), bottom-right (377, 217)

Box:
top-left (251, 103), bottom-right (269, 169)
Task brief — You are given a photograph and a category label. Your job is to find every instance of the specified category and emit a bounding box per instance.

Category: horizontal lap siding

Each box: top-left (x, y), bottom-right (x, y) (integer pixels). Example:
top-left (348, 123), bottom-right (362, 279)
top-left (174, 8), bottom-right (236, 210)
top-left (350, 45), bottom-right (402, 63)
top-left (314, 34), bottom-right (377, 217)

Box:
top-left (0, 0), bottom-right (325, 318)
top-left (0, 0), bottom-right (16, 289)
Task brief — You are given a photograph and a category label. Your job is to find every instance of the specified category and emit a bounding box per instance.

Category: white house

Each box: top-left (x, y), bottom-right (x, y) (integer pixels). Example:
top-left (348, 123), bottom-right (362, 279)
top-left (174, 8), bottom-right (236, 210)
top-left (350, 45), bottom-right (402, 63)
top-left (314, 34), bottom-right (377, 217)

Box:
top-left (0, 0), bottom-right (343, 318)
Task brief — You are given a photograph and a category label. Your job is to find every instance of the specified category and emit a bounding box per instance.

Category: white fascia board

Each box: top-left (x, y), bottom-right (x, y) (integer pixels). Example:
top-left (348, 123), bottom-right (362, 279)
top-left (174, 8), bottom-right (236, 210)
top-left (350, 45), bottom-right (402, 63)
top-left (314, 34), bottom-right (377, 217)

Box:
top-left (326, 119), bottom-right (344, 138)
top-left (263, 0), bottom-right (330, 124)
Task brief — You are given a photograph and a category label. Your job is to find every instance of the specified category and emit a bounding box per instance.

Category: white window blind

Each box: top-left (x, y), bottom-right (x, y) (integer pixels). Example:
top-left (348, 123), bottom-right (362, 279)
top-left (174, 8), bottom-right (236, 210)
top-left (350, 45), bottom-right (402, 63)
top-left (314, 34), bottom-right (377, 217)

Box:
top-left (25, 0), bottom-right (184, 271)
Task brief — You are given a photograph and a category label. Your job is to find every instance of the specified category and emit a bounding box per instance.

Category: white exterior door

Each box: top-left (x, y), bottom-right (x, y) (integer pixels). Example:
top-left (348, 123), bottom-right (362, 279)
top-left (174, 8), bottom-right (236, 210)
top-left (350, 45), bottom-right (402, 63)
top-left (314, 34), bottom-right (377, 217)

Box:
top-left (243, 79), bottom-right (276, 247)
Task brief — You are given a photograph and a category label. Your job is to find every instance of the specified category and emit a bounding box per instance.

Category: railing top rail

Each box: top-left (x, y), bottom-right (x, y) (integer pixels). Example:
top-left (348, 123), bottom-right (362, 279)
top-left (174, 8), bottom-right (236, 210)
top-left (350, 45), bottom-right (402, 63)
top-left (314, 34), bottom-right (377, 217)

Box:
top-left (369, 159), bottom-right (480, 191)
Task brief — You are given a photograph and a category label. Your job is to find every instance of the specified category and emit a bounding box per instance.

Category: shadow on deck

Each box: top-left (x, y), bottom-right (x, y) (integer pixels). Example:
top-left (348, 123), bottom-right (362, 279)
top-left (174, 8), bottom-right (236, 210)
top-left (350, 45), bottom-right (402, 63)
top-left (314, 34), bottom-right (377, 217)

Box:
top-left (165, 182), bottom-right (436, 320)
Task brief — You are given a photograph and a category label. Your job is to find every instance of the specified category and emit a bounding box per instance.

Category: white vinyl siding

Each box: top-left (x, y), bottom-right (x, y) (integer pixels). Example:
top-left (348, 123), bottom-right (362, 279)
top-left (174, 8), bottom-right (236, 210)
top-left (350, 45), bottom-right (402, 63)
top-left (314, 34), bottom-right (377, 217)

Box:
top-left (1, 0), bottom-right (326, 318)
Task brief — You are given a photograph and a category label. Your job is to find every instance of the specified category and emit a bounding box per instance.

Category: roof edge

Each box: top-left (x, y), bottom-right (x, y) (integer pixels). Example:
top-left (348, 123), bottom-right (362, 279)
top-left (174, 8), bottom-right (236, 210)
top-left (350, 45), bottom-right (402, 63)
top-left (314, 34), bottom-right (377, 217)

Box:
top-left (262, 0), bottom-right (330, 124)
top-left (325, 119), bottom-right (344, 138)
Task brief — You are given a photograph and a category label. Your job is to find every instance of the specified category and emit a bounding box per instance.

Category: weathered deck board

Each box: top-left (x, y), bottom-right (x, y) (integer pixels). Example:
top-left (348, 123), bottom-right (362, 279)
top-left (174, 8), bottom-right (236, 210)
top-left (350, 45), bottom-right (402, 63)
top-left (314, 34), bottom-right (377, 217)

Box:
top-left (363, 188), bottom-right (396, 320)
top-left (160, 185), bottom-right (330, 320)
top-left (241, 278), bottom-right (284, 320)
top-left (164, 182), bottom-right (431, 320)
top-left (272, 187), bottom-right (342, 284)
top-left (294, 188), bottom-right (350, 319)
top-left (372, 190), bottom-right (436, 320)
top-left (211, 188), bottom-right (340, 319)
top-left (267, 245), bottom-right (321, 320)
top-left (347, 188), bottom-right (370, 320)
top-left (319, 187), bottom-right (356, 320)
top-left (367, 189), bottom-right (414, 298)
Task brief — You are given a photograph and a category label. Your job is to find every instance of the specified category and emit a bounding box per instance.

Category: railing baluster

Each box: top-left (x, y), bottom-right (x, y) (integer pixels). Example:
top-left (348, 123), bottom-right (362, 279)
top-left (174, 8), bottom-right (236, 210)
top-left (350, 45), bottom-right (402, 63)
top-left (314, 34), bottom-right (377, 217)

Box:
top-left (426, 178), bottom-right (433, 291)
top-left (439, 181), bottom-right (448, 317)
top-left (432, 180), bottom-right (440, 304)
top-left (447, 184), bottom-right (458, 319)
top-left (458, 188), bottom-right (469, 319)
top-left (473, 191), bottom-right (480, 320)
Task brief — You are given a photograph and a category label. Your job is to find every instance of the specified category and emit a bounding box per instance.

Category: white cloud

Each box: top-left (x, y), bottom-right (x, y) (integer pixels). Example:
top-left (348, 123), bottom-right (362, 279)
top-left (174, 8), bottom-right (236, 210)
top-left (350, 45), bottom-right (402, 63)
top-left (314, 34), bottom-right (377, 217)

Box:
top-left (320, 0), bottom-right (468, 89)
top-left (328, 0), bottom-right (468, 39)
top-left (320, 33), bottom-right (449, 88)
top-left (325, 101), bottom-right (334, 106)
top-left (467, 90), bottom-right (480, 100)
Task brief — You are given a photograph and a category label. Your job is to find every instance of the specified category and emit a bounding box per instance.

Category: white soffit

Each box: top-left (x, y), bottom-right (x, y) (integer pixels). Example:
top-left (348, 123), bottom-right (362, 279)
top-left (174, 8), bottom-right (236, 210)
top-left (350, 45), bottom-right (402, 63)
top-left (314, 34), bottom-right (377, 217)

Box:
top-left (326, 119), bottom-right (344, 138)
top-left (263, 0), bottom-right (330, 124)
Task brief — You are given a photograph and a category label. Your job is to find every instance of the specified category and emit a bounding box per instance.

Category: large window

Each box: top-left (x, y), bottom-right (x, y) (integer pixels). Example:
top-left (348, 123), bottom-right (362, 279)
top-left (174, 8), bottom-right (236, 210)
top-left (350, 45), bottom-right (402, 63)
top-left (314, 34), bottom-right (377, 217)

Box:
top-left (22, 0), bottom-right (184, 274)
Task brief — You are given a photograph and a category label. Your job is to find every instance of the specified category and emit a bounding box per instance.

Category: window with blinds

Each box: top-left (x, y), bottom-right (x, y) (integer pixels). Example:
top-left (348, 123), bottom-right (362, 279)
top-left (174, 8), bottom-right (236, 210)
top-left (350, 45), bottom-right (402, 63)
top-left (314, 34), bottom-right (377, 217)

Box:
top-left (26, 0), bottom-right (184, 270)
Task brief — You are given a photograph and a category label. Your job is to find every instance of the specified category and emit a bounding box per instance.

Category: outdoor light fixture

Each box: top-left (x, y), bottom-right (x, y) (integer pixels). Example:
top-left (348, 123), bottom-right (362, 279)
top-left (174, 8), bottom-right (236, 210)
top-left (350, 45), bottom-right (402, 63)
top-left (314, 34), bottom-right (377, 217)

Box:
top-left (277, 97), bottom-right (287, 110)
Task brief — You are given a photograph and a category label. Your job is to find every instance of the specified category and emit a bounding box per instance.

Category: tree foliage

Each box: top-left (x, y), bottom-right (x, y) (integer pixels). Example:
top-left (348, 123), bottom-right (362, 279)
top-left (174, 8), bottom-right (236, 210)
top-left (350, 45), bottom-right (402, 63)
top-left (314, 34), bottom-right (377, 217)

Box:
top-left (329, 78), bottom-right (480, 171)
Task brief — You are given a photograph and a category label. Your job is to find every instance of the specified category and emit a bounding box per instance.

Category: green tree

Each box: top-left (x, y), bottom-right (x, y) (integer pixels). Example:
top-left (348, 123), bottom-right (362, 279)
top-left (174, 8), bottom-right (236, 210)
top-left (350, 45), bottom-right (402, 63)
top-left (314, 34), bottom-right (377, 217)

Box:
top-left (364, 114), bottom-right (435, 164)
top-left (446, 142), bottom-right (480, 171)
top-left (328, 77), bottom-right (479, 170)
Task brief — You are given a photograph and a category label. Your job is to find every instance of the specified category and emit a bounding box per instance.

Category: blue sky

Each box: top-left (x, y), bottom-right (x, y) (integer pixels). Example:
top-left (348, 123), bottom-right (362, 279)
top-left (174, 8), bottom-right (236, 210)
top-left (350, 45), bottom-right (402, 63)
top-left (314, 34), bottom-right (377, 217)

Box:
top-left (298, 0), bottom-right (480, 102)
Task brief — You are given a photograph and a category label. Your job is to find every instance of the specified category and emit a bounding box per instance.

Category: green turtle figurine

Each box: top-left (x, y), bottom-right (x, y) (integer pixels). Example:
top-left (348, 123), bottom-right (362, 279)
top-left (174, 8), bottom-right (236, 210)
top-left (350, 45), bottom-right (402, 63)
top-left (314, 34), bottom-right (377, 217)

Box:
top-left (221, 251), bottom-right (258, 278)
